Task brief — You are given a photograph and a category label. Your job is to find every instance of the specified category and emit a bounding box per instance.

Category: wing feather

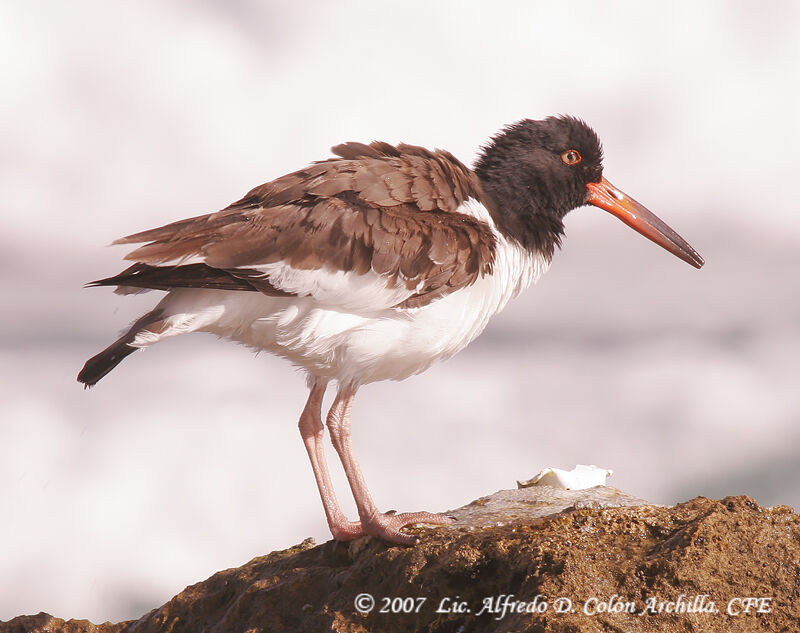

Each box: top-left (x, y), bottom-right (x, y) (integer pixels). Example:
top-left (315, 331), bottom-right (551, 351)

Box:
top-left (111, 143), bottom-right (496, 309)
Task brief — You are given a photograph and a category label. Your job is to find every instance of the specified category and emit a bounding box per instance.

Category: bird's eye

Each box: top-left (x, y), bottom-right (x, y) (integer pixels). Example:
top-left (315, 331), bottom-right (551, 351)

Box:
top-left (561, 149), bottom-right (582, 165)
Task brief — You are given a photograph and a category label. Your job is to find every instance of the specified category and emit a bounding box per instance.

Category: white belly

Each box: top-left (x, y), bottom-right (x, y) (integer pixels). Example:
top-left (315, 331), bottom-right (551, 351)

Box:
top-left (140, 237), bottom-right (548, 386)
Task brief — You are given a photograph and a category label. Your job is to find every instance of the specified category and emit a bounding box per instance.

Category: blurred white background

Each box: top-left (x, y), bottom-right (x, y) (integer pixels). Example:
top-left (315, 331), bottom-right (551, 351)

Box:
top-left (1, 0), bottom-right (799, 624)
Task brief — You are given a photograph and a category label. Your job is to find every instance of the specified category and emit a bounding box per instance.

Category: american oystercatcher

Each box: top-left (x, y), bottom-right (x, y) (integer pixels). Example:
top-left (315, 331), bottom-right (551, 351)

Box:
top-left (78, 116), bottom-right (703, 544)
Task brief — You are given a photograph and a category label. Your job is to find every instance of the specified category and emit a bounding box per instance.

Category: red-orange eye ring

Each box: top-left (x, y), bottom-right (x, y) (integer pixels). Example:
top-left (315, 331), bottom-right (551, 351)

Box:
top-left (561, 149), bottom-right (582, 165)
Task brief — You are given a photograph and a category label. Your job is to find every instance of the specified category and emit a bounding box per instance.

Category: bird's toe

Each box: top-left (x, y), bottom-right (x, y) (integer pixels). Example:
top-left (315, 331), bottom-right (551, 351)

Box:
top-left (361, 510), bottom-right (455, 545)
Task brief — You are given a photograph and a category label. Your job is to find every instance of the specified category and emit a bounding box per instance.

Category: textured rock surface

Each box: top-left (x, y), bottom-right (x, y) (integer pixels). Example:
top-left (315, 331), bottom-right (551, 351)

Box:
top-left (448, 484), bottom-right (653, 529)
top-left (2, 488), bottom-right (799, 633)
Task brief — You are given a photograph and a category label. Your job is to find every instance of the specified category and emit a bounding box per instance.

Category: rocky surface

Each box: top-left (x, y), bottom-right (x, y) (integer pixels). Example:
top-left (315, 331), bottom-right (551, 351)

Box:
top-left (2, 488), bottom-right (799, 632)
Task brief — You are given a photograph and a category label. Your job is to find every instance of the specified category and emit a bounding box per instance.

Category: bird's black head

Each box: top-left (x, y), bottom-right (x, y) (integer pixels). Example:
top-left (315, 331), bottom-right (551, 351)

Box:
top-left (475, 116), bottom-right (604, 257)
top-left (475, 116), bottom-right (703, 268)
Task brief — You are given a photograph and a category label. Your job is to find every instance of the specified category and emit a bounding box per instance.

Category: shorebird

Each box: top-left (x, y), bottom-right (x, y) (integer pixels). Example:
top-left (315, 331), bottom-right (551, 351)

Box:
top-left (78, 116), bottom-right (703, 544)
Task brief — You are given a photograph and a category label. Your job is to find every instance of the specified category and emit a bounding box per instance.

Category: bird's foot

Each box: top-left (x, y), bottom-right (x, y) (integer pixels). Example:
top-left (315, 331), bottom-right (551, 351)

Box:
top-left (329, 511), bottom-right (454, 544)
top-left (359, 510), bottom-right (456, 545)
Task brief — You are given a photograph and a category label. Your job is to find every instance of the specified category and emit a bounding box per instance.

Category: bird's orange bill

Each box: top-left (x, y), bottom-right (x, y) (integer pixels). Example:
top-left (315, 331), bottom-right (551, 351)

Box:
top-left (586, 178), bottom-right (704, 269)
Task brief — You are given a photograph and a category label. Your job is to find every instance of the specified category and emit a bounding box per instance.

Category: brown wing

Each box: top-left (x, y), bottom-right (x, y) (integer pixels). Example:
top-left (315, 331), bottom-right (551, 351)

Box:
top-left (112, 142), bottom-right (497, 308)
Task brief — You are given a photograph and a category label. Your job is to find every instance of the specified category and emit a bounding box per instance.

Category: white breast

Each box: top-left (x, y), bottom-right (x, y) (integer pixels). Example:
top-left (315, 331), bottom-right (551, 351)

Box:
top-left (136, 199), bottom-right (550, 386)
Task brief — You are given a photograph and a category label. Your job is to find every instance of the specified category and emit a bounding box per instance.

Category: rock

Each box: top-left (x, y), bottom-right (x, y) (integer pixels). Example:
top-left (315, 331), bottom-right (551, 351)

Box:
top-left (2, 488), bottom-right (799, 632)
top-left (0, 613), bottom-right (119, 633)
top-left (448, 484), bottom-right (652, 529)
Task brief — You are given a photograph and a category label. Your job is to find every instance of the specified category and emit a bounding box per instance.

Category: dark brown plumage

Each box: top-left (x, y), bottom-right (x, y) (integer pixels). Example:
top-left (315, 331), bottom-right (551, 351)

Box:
top-left (89, 262), bottom-right (292, 296)
top-left (107, 142), bottom-right (497, 309)
top-left (77, 308), bottom-right (164, 386)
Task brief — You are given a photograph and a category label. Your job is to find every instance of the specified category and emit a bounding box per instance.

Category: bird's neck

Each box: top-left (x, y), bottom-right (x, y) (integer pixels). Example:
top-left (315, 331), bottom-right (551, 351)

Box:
top-left (475, 176), bottom-right (565, 262)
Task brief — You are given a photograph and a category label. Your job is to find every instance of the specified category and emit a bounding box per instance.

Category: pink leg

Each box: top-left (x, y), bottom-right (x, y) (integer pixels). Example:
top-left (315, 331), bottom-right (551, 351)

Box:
top-left (326, 385), bottom-right (454, 545)
top-left (298, 380), bottom-right (362, 541)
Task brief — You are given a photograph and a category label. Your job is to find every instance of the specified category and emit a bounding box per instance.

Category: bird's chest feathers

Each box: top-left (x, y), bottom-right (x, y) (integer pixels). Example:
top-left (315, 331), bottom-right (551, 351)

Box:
top-left (444, 198), bottom-right (549, 316)
top-left (410, 231), bottom-right (547, 346)
top-left (345, 222), bottom-right (547, 382)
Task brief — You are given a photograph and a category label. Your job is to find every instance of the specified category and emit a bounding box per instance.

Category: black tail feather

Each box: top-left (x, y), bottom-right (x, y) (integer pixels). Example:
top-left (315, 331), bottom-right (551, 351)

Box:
top-left (77, 309), bottom-right (164, 388)
top-left (87, 262), bottom-right (292, 296)
top-left (77, 339), bottom-right (139, 388)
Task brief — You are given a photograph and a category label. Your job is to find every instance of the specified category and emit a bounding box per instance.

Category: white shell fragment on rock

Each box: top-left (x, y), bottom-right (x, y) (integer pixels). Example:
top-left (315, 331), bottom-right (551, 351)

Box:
top-left (517, 464), bottom-right (613, 490)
